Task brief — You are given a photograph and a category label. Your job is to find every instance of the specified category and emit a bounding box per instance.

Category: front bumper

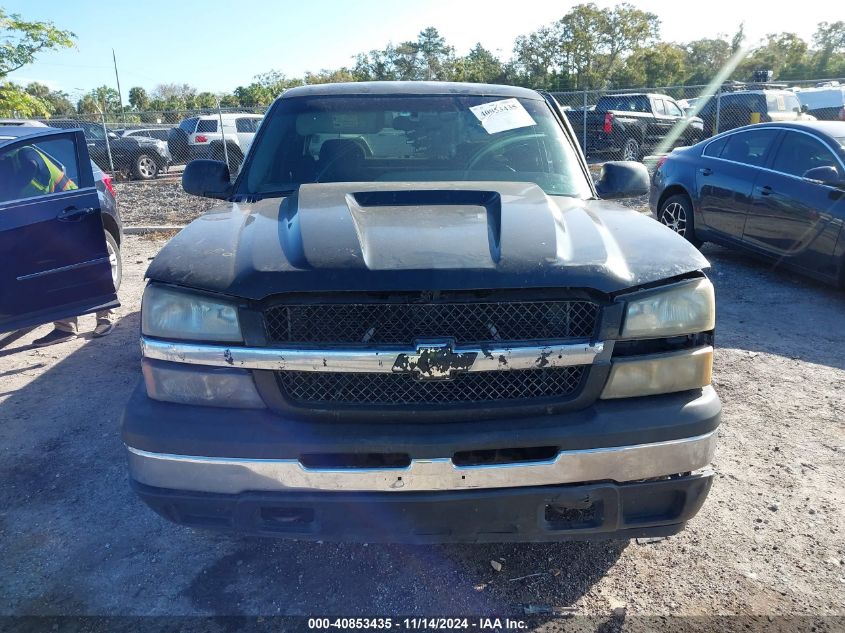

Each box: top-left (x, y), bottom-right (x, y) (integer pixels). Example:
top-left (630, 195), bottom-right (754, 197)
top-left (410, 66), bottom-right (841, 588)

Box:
top-left (132, 473), bottom-right (713, 543)
top-left (127, 431), bottom-right (716, 494)
top-left (123, 382), bottom-right (720, 541)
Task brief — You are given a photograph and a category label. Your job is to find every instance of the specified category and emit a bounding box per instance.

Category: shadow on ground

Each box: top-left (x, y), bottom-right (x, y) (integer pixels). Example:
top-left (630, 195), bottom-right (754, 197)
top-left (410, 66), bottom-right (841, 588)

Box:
top-left (1, 311), bottom-right (625, 617)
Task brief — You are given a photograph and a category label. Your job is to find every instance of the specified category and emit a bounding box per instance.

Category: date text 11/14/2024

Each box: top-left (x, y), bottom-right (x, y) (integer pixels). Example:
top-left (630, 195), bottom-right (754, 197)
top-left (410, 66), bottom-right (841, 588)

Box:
top-left (307, 618), bottom-right (530, 630)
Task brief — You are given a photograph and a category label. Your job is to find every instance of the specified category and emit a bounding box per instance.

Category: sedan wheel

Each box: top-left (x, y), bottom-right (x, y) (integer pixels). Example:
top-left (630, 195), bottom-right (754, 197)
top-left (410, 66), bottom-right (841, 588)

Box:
top-left (133, 154), bottom-right (158, 180)
top-left (661, 201), bottom-right (688, 236)
top-left (659, 194), bottom-right (702, 247)
top-left (104, 231), bottom-right (123, 291)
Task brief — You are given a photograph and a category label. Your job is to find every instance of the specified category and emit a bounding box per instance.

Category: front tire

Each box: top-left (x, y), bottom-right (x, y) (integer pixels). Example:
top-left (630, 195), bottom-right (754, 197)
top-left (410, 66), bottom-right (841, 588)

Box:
top-left (658, 194), bottom-right (702, 247)
top-left (132, 153), bottom-right (159, 180)
top-left (104, 231), bottom-right (122, 291)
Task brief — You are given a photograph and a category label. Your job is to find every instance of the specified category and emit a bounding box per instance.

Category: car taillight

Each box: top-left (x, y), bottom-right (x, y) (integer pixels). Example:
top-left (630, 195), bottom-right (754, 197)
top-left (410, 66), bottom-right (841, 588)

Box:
top-left (656, 155), bottom-right (668, 171)
top-left (195, 135), bottom-right (208, 143)
top-left (102, 173), bottom-right (115, 198)
top-left (603, 112), bottom-right (614, 134)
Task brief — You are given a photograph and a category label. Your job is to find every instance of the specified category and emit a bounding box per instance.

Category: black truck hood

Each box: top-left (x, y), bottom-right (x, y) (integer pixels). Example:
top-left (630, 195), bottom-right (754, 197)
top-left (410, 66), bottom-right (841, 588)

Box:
top-left (147, 181), bottom-right (709, 299)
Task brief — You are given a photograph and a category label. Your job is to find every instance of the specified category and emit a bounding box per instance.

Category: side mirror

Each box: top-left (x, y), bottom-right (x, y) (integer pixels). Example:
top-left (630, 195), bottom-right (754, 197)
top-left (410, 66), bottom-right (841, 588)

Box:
top-left (108, 131), bottom-right (119, 140)
top-left (800, 104), bottom-right (809, 114)
top-left (595, 161), bottom-right (650, 199)
top-left (803, 166), bottom-right (842, 187)
top-left (182, 159), bottom-right (232, 199)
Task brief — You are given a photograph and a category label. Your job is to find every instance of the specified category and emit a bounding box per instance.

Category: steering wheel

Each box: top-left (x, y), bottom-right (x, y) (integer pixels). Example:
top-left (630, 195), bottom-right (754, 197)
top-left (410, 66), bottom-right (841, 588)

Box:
top-left (466, 133), bottom-right (545, 171)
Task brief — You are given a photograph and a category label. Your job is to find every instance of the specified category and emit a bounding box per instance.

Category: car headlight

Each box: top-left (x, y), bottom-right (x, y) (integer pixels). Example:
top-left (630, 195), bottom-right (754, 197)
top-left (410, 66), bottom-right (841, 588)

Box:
top-left (142, 359), bottom-right (264, 408)
top-left (621, 278), bottom-right (714, 338)
top-left (141, 284), bottom-right (242, 342)
top-left (601, 346), bottom-right (713, 399)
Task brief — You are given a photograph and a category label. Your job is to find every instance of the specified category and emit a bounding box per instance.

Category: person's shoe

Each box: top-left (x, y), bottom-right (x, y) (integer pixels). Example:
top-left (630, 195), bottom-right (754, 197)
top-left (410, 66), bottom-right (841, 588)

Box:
top-left (93, 321), bottom-right (115, 338)
top-left (32, 329), bottom-right (77, 347)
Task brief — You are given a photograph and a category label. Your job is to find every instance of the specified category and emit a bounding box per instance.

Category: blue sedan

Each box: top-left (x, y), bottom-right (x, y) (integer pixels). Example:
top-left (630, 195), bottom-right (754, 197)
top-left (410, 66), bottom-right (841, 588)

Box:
top-left (650, 122), bottom-right (845, 287)
top-left (0, 126), bottom-right (119, 333)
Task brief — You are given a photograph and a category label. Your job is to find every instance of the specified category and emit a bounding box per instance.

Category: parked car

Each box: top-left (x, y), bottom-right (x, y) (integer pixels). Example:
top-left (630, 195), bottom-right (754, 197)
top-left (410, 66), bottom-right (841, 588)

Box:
top-left (651, 121), bottom-right (845, 286)
top-left (0, 126), bottom-right (119, 334)
top-left (696, 89), bottom-right (817, 135)
top-left (0, 118), bottom-right (48, 127)
top-left (565, 93), bottom-right (705, 161)
top-left (47, 120), bottom-right (172, 180)
top-left (167, 113), bottom-right (263, 171)
top-left (795, 85), bottom-right (845, 121)
top-left (119, 127), bottom-right (172, 142)
top-left (123, 82), bottom-right (720, 543)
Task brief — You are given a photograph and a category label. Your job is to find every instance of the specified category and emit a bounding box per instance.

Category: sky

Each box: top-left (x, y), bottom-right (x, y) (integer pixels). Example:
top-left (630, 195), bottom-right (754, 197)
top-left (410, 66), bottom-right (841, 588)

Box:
top-left (4, 0), bottom-right (840, 102)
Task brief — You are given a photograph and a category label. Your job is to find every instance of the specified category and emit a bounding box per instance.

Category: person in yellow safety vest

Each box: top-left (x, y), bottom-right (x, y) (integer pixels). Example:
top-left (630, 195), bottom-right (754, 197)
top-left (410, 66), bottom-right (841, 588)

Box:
top-left (0, 145), bottom-right (77, 200)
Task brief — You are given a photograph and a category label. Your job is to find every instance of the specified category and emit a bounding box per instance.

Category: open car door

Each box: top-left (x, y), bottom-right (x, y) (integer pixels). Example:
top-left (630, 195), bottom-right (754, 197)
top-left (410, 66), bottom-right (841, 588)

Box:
top-left (0, 129), bottom-right (118, 334)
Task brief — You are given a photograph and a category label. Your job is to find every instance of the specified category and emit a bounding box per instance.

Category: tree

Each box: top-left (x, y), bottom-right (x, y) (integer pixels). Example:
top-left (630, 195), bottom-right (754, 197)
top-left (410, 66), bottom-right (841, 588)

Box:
top-left (128, 86), bottom-right (149, 110)
top-left (512, 4), bottom-right (660, 89)
top-left (23, 81), bottom-right (74, 115)
top-left (416, 27), bottom-right (454, 80)
top-left (351, 28), bottom-right (454, 82)
top-left (452, 44), bottom-right (506, 84)
top-left (77, 85), bottom-right (121, 115)
top-left (811, 21), bottom-right (845, 76)
top-left (612, 43), bottom-right (686, 88)
top-left (194, 92), bottom-right (218, 109)
top-left (683, 38), bottom-right (733, 84)
top-left (0, 8), bottom-right (75, 77)
top-left (738, 33), bottom-right (810, 80)
top-left (0, 9), bottom-right (75, 116)
top-left (304, 68), bottom-right (355, 84)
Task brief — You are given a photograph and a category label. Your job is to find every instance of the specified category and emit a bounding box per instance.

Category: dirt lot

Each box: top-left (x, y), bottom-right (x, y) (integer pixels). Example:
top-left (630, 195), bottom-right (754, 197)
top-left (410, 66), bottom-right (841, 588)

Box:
top-left (1, 187), bottom-right (844, 626)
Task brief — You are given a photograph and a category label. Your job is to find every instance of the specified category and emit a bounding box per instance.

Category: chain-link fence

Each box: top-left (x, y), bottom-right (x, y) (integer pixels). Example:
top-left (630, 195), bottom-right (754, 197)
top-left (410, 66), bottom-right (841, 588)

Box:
top-left (550, 77), bottom-right (845, 163)
top-left (31, 77), bottom-right (845, 180)
top-left (36, 106), bottom-right (270, 181)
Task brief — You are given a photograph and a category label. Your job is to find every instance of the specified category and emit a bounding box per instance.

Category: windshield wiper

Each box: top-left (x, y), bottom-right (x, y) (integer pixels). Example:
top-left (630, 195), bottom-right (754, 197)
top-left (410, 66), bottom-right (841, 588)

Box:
top-left (239, 189), bottom-right (297, 202)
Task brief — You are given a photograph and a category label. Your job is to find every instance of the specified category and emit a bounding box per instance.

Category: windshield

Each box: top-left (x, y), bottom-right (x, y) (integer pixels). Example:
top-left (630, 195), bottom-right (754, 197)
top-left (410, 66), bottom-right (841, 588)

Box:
top-left (596, 95), bottom-right (651, 113)
top-left (767, 93), bottom-right (801, 113)
top-left (241, 94), bottom-right (591, 198)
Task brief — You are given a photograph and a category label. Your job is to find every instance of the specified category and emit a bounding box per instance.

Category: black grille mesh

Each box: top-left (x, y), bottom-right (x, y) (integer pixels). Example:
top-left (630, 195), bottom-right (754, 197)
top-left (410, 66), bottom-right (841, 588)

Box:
top-left (265, 300), bottom-right (599, 344)
top-left (276, 366), bottom-right (586, 406)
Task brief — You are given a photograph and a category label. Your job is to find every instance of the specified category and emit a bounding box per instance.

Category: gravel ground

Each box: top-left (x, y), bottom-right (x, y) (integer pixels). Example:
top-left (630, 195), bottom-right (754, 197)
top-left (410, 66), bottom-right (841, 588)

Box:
top-left (1, 205), bottom-right (844, 626)
top-left (115, 179), bottom-right (217, 226)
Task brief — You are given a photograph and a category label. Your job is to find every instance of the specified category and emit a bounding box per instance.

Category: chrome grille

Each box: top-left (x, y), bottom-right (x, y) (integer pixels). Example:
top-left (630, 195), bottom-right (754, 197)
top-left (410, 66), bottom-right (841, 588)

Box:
top-left (276, 366), bottom-right (586, 406)
top-left (264, 300), bottom-right (599, 344)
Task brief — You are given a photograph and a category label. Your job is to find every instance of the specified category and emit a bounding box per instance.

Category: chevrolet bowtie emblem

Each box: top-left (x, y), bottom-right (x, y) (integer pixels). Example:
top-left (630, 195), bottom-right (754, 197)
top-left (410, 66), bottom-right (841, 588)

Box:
top-left (392, 342), bottom-right (477, 381)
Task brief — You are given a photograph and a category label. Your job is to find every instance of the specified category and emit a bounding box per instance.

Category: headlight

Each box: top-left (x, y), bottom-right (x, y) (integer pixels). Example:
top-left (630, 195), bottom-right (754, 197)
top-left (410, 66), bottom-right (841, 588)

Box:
top-left (141, 284), bottom-right (242, 342)
top-left (622, 278), bottom-right (714, 338)
top-left (142, 359), bottom-right (264, 408)
top-left (601, 346), bottom-right (713, 399)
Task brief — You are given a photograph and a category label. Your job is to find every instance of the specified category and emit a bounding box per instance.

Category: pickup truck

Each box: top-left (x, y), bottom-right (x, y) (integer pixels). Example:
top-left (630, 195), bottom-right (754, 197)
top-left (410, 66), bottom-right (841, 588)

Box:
top-left (566, 93), bottom-right (705, 161)
top-left (122, 82), bottom-right (720, 543)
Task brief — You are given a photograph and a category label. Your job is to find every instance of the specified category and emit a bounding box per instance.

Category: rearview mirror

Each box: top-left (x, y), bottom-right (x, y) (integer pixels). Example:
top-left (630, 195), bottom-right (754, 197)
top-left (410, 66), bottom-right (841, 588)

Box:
top-left (595, 161), bottom-right (650, 199)
top-left (803, 166), bottom-right (842, 187)
top-left (182, 159), bottom-right (232, 199)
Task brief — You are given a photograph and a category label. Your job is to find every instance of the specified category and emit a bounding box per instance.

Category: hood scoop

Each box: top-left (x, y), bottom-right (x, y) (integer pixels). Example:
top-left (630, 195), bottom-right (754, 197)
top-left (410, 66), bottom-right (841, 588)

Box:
top-left (347, 189), bottom-right (501, 270)
top-left (295, 182), bottom-right (560, 271)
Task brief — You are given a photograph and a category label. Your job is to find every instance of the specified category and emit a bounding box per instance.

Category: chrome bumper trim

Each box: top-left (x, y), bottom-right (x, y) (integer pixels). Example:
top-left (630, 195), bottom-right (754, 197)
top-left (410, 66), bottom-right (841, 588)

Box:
top-left (127, 431), bottom-right (717, 494)
top-left (140, 336), bottom-right (604, 374)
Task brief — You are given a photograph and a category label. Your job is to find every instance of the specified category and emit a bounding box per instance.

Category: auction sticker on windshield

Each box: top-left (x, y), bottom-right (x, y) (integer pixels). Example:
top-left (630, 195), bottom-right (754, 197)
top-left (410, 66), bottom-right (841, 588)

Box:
top-left (469, 98), bottom-right (536, 134)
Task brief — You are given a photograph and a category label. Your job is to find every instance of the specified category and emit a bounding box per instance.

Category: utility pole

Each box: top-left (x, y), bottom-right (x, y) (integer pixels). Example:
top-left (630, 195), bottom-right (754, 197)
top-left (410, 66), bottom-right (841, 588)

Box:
top-left (112, 49), bottom-right (126, 127)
